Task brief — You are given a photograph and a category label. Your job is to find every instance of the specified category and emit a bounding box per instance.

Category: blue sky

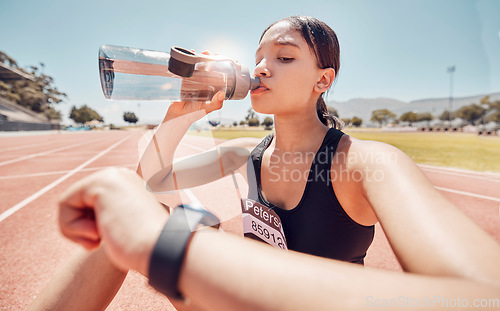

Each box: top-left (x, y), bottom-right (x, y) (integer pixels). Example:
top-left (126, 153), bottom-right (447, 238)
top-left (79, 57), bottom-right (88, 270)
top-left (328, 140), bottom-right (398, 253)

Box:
top-left (1, 0), bottom-right (499, 125)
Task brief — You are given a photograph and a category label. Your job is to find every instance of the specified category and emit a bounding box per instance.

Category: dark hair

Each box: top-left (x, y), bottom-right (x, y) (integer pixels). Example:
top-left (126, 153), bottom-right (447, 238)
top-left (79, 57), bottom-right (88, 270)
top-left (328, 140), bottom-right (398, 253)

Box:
top-left (260, 16), bottom-right (342, 129)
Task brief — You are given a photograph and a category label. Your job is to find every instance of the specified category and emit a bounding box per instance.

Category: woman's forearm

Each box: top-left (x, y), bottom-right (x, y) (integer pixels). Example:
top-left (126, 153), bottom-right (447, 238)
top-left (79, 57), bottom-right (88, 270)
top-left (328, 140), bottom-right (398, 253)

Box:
top-left (176, 229), bottom-right (500, 311)
top-left (28, 247), bottom-right (127, 311)
top-left (139, 109), bottom-right (205, 186)
top-left (360, 144), bottom-right (500, 286)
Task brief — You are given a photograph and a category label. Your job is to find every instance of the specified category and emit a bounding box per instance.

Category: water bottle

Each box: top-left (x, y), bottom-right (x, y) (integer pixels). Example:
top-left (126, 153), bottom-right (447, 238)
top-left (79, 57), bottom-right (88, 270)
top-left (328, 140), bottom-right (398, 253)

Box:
top-left (98, 44), bottom-right (260, 102)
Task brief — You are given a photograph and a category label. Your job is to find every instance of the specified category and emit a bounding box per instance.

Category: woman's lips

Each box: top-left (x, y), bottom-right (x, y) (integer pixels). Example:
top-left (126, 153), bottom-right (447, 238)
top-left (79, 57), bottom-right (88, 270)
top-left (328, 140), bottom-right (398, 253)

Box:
top-left (250, 84), bottom-right (269, 95)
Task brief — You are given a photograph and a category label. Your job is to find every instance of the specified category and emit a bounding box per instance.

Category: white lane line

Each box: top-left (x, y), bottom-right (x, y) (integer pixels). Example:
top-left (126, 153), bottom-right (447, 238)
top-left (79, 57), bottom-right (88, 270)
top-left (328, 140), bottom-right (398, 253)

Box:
top-left (419, 165), bottom-right (500, 183)
top-left (0, 141), bottom-right (60, 153)
top-left (0, 136), bottom-right (111, 167)
top-left (0, 134), bottom-right (132, 223)
top-left (435, 186), bottom-right (500, 203)
top-left (0, 164), bottom-right (137, 180)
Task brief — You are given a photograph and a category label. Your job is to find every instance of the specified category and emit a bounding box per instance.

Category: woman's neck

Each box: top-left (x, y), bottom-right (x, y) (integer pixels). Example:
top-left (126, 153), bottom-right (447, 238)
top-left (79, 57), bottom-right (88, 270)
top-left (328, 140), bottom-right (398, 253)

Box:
top-left (272, 112), bottom-right (329, 153)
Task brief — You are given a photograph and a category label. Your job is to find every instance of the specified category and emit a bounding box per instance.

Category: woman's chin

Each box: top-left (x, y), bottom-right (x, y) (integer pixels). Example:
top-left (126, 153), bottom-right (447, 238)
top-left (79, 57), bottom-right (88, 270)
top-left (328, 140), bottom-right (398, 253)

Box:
top-left (250, 100), bottom-right (274, 115)
top-left (252, 107), bottom-right (273, 115)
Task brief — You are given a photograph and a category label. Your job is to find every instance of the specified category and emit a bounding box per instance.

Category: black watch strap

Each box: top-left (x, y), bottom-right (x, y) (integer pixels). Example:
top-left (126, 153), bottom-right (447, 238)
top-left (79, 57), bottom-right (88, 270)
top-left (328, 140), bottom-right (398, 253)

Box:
top-left (148, 204), bottom-right (219, 300)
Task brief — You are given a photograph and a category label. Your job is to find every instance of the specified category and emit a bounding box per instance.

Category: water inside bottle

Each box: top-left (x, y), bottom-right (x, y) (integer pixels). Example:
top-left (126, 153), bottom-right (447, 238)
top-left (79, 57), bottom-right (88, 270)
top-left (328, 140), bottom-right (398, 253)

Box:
top-left (99, 57), bottom-right (227, 101)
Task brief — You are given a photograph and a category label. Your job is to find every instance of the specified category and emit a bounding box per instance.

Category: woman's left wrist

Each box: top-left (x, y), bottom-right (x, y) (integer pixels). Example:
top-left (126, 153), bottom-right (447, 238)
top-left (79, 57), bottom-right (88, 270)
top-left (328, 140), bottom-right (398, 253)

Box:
top-left (136, 214), bottom-right (169, 276)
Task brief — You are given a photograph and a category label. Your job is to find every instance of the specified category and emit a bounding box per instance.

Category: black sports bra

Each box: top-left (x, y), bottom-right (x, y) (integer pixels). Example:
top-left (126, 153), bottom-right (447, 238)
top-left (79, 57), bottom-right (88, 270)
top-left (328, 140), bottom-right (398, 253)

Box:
top-left (247, 128), bottom-right (374, 264)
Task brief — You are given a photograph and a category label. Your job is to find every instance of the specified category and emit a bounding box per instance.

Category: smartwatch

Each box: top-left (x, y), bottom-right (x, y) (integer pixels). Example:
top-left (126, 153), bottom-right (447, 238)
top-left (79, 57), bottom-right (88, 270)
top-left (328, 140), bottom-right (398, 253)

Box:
top-left (148, 204), bottom-right (219, 300)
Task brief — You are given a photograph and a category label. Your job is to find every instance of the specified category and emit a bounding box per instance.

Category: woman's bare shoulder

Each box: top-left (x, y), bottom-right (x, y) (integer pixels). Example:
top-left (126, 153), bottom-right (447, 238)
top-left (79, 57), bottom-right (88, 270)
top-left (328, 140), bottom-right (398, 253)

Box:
top-left (336, 134), bottom-right (411, 170)
top-left (338, 133), bottom-right (401, 154)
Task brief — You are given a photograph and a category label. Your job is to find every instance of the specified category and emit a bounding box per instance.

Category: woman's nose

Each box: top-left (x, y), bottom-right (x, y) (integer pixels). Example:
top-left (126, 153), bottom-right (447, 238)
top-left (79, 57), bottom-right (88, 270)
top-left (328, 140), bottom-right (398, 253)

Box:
top-left (254, 59), bottom-right (270, 77)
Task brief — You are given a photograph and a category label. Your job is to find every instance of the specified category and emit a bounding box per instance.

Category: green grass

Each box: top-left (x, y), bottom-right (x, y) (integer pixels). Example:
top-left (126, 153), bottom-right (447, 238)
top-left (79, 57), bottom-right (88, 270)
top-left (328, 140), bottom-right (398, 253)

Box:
top-left (191, 127), bottom-right (500, 173)
top-left (345, 130), bottom-right (500, 173)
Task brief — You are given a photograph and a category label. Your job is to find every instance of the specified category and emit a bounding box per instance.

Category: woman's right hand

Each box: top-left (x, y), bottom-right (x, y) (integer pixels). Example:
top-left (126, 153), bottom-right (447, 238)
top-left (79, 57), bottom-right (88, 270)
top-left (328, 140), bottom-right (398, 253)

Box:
top-left (164, 90), bottom-right (225, 122)
top-left (164, 50), bottom-right (226, 122)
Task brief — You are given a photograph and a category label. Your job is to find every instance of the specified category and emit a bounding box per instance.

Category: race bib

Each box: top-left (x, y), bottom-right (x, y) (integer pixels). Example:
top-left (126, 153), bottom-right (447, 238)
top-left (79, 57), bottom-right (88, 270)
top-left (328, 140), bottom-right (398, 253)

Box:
top-left (241, 198), bottom-right (287, 250)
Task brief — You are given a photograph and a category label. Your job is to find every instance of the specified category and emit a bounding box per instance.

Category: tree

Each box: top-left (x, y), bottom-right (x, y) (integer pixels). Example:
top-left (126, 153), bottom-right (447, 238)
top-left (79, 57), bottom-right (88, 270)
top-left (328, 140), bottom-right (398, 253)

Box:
top-left (341, 118), bottom-right (351, 126)
top-left (43, 106), bottom-right (62, 121)
top-left (0, 51), bottom-right (18, 67)
top-left (245, 107), bottom-right (260, 127)
top-left (480, 96), bottom-right (490, 106)
top-left (454, 104), bottom-right (486, 125)
top-left (262, 116), bottom-right (274, 129)
top-left (479, 95), bottom-right (500, 111)
top-left (416, 112), bottom-right (433, 123)
top-left (0, 51), bottom-right (65, 119)
top-left (327, 106), bottom-right (339, 118)
top-left (399, 111), bottom-right (418, 125)
top-left (123, 111), bottom-right (138, 124)
top-left (70, 105), bottom-right (104, 125)
top-left (245, 107), bottom-right (258, 121)
top-left (439, 110), bottom-right (453, 121)
top-left (480, 95), bottom-right (500, 123)
top-left (370, 109), bottom-right (396, 127)
top-left (351, 116), bottom-right (363, 127)
top-left (486, 100), bottom-right (500, 111)
top-left (248, 118), bottom-right (260, 127)
top-left (486, 110), bottom-right (500, 123)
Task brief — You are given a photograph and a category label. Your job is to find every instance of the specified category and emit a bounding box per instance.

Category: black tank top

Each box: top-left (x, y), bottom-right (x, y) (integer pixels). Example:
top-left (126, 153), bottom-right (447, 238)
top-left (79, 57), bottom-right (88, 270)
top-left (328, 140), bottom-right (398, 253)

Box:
top-left (247, 128), bottom-right (374, 264)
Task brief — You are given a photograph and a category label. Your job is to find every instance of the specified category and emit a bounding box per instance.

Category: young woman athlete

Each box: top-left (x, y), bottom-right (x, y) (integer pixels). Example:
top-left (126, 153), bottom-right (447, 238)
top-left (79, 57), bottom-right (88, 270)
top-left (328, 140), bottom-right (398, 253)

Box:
top-left (139, 15), bottom-right (375, 264)
top-left (29, 16), bottom-right (500, 310)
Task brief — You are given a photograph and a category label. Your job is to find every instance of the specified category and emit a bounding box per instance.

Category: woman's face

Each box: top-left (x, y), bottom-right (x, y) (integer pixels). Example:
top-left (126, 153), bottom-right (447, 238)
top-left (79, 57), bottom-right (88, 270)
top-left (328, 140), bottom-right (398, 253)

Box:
top-left (251, 21), bottom-right (322, 117)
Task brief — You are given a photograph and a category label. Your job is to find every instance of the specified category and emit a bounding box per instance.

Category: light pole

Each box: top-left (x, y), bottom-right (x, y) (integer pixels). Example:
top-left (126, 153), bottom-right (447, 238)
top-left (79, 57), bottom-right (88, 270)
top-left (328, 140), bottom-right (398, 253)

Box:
top-left (447, 66), bottom-right (455, 122)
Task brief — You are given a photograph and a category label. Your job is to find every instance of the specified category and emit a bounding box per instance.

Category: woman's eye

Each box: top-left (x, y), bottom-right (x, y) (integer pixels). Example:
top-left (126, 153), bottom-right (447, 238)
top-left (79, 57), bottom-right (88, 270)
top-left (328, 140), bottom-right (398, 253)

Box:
top-left (278, 57), bottom-right (294, 63)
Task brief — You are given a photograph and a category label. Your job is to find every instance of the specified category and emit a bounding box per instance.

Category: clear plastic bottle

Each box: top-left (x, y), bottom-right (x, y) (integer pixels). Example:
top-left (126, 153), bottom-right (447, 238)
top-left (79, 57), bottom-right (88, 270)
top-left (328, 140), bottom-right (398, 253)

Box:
top-left (99, 45), bottom-right (260, 102)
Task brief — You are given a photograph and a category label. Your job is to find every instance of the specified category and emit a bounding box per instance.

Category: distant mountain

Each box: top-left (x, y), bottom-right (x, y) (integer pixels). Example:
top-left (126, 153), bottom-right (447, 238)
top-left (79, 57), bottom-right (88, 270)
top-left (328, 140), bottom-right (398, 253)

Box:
top-left (407, 92), bottom-right (500, 115)
top-left (328, 92), bottom-right (500, 122)
top-left (328, 97), bottom-right (408, 121)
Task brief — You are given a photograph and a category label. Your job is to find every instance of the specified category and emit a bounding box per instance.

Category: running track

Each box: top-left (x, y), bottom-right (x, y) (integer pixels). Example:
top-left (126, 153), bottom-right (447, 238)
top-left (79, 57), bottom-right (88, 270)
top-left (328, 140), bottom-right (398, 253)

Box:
top-left (0, 130), bottom-right (499, 310)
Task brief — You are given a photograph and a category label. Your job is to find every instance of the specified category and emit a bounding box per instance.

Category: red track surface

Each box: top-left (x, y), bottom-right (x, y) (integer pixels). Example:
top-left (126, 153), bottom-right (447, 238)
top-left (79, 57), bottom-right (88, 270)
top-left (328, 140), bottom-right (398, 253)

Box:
top-left (0, 130), bottom-right (499, 310)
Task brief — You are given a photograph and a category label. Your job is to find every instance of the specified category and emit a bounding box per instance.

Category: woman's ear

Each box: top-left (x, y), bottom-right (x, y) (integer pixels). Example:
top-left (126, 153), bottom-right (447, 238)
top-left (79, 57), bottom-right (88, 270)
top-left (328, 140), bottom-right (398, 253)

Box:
top-left (314, 68), bottom-right (335, 92)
